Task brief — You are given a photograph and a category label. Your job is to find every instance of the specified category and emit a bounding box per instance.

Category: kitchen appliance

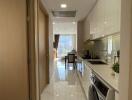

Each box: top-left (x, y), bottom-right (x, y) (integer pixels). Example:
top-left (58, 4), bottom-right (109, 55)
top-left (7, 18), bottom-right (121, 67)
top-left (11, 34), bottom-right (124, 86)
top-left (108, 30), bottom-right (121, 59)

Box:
top-left (89, 73), bottom-right (115, 100)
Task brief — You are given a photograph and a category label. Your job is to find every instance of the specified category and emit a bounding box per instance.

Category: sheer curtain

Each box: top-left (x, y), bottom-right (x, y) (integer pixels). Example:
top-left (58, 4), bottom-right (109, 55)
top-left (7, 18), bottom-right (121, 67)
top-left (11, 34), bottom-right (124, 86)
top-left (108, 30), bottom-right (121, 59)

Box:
top-left (57, 34), bottom-right (77, 58)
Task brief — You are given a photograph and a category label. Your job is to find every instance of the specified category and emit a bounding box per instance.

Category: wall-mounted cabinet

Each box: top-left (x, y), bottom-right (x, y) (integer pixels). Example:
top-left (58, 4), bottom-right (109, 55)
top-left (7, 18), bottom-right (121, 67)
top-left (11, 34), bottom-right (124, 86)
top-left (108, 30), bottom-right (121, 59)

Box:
top-left (83, 19), bottom-right (90, 41)
top-left (88, 0), bottom-right (121, 39)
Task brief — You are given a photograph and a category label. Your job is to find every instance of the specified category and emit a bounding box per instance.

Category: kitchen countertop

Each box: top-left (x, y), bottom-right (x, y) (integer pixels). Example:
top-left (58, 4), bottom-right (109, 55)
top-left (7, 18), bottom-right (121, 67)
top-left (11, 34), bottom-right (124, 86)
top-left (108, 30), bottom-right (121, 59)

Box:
top-left (79, 57), bottom-right (119, 93)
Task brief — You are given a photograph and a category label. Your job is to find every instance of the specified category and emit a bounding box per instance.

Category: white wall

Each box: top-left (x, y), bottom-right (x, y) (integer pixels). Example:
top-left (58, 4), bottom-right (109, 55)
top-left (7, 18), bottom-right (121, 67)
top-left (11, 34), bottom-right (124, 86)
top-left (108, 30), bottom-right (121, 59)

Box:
top-left (53, 22), bottom-right (77, 51)
top-left (53, 22), bottom-right (77, 34)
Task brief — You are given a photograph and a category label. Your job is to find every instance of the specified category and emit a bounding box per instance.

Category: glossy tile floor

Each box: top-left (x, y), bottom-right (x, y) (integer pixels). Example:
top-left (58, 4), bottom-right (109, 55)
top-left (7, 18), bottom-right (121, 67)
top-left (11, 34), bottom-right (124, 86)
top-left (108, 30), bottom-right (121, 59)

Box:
top-left (41, 59), bottom-right (86, 100)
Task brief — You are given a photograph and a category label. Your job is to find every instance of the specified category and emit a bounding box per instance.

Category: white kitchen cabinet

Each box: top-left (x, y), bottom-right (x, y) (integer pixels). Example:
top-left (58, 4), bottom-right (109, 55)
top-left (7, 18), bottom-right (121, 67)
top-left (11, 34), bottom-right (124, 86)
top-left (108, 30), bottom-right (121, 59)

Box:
top-left (77, 60), bottom-right (92, 99)
top-left (81, 62), bottom-right (91, 99)
top-left (89, 0), bottom-right (105, 39)
top-left (115, 92), bottom-right (119, 100)
top-left (84, 19), bottom-right (90, 41)
top-left (89, 0), bottom-right (121, 39)
top-left (104, 0), bottom-right (121, 35)
top-left (96, 0), bottom-right (105, 38)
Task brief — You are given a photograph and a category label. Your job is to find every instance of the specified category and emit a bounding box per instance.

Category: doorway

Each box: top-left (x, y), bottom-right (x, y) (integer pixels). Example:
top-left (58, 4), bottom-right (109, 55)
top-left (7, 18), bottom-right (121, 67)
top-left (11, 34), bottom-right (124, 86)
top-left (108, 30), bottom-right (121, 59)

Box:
top-left (26, 1), bottom-right (50, 100)
top-left (38, 4), bottom-right (49, 93)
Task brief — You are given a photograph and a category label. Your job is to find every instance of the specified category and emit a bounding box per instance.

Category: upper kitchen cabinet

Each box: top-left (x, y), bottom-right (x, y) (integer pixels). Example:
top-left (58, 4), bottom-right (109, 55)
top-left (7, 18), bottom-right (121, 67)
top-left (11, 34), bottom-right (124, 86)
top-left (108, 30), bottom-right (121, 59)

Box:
top-left (104, 0), bottom-right (121, 35)
top-left (89, 0), bottom-right (121, 39)
top-left (83, 18), bottom-right (90, 41)
top-left (89, 0), bottom-right (105, 39)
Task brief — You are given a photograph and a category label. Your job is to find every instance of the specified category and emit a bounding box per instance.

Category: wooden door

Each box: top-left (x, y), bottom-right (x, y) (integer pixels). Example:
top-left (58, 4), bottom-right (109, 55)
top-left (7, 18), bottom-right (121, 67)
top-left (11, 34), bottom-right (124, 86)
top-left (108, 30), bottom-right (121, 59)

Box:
top-left (0, 0), bottom-right (29, 100)
top-left (38, 7), bottom-right (49, 93)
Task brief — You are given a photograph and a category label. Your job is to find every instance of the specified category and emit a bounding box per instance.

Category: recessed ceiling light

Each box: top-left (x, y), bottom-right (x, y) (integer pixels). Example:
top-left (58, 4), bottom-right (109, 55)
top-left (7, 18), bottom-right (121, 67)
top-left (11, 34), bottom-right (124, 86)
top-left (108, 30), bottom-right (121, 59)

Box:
top-left (72, 22), bottom-right (76, 24)
top-left (56, 94), bottom-right (59, 96)
top-left (104, 21), bottom-right (107, 24)
top-left (61, 4), bottom-right (67, 8)
top-left (53, 22), bottom-right (55, 24)
top-left (70, 94), bottom-right (74, 96)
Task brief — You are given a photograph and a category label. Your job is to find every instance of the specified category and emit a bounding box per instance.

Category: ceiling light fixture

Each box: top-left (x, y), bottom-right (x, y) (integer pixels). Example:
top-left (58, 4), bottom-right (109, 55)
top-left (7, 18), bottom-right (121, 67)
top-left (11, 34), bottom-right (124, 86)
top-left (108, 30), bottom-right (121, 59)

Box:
top-left (61, 4), bottom-right (67, 8)
top-left (53, 22), bottom-right (55, 24)
top-left (56, 94), bottom-right (59, 96)
top-left (72, 22), bottom-right (76, 24)
top-left (104, 21), bottom-right (108, 24)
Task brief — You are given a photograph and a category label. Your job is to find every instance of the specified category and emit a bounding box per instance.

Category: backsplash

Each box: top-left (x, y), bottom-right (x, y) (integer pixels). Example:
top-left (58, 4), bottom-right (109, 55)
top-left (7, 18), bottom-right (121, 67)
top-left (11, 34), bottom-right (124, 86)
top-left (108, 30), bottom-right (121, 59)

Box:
top-left (84, 33), bottom-right (120, 63)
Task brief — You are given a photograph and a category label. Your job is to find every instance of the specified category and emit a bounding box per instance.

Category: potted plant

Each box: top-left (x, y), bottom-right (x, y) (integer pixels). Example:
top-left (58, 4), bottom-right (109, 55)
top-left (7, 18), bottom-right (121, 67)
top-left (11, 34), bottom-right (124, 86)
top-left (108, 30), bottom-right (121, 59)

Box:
top-left (112, 63), bottom-right (119, 79)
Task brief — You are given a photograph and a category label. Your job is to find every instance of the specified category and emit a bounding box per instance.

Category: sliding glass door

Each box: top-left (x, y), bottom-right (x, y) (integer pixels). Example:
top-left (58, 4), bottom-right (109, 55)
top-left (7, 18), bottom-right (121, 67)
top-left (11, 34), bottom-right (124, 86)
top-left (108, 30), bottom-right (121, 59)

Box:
top-left (57, 34), bottom-right (77, 58)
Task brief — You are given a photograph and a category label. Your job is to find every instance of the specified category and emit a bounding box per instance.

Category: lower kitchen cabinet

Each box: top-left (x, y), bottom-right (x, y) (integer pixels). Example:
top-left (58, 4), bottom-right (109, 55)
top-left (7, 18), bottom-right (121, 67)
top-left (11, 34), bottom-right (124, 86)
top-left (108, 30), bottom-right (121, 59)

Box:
top-left (115, 92), bottom-right (119, 100)
top-left (82, 63), bottom-right (91, 99)
top-left (77, 60), bottom-right (118, 100)
top-left (77, 61), bottom-right (91, 99)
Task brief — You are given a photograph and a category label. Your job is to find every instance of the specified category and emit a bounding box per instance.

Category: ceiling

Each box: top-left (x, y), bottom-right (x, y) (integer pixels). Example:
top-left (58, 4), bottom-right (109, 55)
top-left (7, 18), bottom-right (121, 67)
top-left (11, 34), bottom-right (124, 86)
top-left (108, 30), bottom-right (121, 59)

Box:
top-left (53, 22), bottom-right (77, 34)
top-left (41, 0), bottom-right (96, 22)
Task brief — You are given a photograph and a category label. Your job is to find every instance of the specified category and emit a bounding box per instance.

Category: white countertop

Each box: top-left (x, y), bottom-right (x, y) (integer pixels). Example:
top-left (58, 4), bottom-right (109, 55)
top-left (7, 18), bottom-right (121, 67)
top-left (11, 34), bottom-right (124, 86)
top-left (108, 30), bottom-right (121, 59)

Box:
top-left (79, 57), bottom-right (119, 93)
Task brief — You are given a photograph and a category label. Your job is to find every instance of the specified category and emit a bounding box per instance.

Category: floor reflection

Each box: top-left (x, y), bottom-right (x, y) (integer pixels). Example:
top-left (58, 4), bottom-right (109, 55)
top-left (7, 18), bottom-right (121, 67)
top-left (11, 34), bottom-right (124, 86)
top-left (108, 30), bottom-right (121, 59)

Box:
top-left (41, 59), bottom-right (86, 100)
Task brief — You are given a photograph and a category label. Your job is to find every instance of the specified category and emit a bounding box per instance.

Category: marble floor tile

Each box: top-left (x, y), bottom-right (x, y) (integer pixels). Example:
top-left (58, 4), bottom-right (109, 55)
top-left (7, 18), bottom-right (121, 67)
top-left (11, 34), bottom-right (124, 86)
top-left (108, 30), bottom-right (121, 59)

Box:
top-left (41, 59), bottom-right (87, 100)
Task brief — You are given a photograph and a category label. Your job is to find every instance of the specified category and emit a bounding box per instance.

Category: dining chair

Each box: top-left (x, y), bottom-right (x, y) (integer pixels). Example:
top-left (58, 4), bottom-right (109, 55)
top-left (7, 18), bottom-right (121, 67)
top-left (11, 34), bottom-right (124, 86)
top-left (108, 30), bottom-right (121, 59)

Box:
top-left (67, 54), bottom-right (76, 69)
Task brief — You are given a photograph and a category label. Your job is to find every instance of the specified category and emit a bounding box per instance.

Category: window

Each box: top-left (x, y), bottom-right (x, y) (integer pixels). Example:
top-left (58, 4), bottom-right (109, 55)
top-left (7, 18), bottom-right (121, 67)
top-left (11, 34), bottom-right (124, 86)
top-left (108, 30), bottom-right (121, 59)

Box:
top-left (57, 34), bottom-right (77, 58)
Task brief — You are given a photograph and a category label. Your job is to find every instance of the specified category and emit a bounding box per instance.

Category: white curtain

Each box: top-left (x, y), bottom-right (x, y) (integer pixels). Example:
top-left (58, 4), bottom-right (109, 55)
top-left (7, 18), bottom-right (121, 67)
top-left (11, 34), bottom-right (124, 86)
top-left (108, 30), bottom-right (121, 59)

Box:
top-left (57, 34), bottom-right (77, 58)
